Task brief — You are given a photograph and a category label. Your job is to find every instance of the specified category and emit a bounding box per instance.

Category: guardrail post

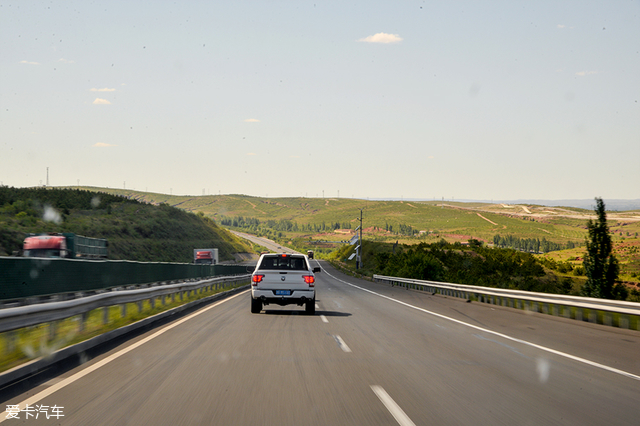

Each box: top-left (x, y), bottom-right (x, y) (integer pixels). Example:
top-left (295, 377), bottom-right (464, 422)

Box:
top-left (578, 308), bottom-right (585, 321)
top-left (121, 304), bottom-right (127, 318)
top-left (161, 295), bottom-right (166, 305)
top-left (5, 331), bottom-right (17, 355)
top-left (103, 307), bottom-right (109, 325)
top-left (137, 301), bottom-right (143, 313)
top-left (79, 312), bottom-right (88, 332)
top-left (48, 320), bottom-right (57, 341)
top-left (603, 312), bottom-right (620, 327)
top-left (150, 297), bottom-right (155, 309)
top-left (618, 314), bottom-right (629, 329)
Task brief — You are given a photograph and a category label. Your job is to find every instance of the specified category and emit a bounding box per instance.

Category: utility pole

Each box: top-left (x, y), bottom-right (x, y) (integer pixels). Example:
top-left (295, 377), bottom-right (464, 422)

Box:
top-left (355, 207), bottom-right (363, 269)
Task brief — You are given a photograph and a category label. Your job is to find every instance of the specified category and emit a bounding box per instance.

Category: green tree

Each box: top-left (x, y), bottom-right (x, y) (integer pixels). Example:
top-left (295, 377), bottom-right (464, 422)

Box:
top-left (582, 198), bottom-right (619, 299)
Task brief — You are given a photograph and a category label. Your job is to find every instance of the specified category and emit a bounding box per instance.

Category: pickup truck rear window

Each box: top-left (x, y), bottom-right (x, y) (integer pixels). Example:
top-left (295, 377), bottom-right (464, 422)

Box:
top-left (259, 255), bottom-right (307, 270)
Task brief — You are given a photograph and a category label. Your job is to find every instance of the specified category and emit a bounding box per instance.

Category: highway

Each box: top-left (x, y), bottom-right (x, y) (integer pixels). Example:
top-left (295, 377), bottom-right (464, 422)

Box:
top-left (2, 261), bottom-right (639, 425)
top-left (229, 230), bottom-right (299, 254)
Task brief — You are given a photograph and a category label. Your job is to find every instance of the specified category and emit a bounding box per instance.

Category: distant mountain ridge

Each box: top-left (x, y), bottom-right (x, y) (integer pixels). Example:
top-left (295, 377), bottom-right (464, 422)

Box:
top-left (498, 200), bottom-right (640, 211)
top-left (368, 199), bottom-right (640, 211)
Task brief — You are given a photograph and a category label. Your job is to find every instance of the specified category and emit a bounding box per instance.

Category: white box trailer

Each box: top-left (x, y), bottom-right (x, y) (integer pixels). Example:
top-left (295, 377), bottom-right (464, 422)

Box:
top-left (193, 248), bottom-right (219, 265)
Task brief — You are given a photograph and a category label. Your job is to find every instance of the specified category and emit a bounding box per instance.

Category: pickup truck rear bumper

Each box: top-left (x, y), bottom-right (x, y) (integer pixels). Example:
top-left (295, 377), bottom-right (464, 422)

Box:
top-left (251, 289), bottom-right (315, 306)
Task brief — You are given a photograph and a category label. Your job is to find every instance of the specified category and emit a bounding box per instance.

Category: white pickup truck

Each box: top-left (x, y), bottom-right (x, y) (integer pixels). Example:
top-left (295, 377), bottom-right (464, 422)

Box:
top-left (250, 253), bottom-right (321, 315)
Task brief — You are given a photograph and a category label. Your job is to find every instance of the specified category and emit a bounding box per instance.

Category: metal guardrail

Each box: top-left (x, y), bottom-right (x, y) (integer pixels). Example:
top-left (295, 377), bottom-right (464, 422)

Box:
top-left (0, 274), bottom-right (251, 334)
top-left (373, 274), bottom-right (640, 330)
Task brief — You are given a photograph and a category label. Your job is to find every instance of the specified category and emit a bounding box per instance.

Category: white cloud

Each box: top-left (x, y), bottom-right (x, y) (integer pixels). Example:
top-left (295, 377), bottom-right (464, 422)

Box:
top-left (557, 24), bottom-right (565, 29)
top-left (20, 60), bottom-right (40, 65)
top-left (93, 143), bottom-right (117, 147)
top-left (357, 33), bottom-right (403, 44)
top-left (246, 152), bottom-right (257, 156)
top-left (244, 118), bottom-right (260, 122)
top-left (575, 71), bottom-right (598, 77)
top-left (90, 88), bottom-right (116, 92)
top-left (93, 98), bottom-right (111, 105)
top-left (59, 58), bottom-right (75, 63)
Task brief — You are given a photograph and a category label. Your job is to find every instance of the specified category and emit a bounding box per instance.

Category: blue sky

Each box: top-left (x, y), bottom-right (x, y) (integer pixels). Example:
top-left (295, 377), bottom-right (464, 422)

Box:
top-left (1, 1), bottom-right (639, 200)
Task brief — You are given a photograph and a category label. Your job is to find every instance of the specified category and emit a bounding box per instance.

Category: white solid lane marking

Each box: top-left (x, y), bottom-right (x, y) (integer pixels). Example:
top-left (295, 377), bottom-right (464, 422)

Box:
top-left (320, 315), bottom-right (328, 323)
top-left (0, 290), bottom-right (249, 423)
top-left (334, 335), bottom-right (352, 352)
top-left (371, 385), bottom-right (417, 426)
top-left (324, 269), bottom-right (640, 382)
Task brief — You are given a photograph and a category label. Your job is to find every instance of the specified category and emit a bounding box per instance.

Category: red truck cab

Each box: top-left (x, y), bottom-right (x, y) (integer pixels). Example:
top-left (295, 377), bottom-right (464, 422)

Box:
top-left (23, 235), bottom-right (68, 258)
top-left (195, 251), bottom-right (214, 265)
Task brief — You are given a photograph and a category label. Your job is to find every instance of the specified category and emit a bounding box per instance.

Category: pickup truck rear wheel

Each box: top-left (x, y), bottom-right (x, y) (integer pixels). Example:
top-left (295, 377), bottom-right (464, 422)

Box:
top-left (251, 297), bottom-right (262, 314)
top-left (305, 299), bottom-right (315, 315)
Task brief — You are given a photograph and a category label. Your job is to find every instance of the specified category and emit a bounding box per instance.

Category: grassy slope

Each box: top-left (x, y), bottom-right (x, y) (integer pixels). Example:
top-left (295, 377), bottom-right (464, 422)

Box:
top-left (88, 188), bottom-right (589, 243)
top-left (0, 188), bottom-right (251, 262)
top-left (79, 187), bottom-right (640, 281)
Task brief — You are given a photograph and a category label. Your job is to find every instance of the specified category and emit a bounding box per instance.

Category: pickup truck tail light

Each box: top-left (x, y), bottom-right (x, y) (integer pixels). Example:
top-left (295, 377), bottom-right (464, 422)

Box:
top-left (252, 274), bottom-right (264, 286)
top-left (303, 275), bottom-right (315, 286)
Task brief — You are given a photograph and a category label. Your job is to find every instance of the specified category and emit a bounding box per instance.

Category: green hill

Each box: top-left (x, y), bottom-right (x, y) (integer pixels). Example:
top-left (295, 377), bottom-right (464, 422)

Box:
top-left (80, 188), bottom-right (592, 245)
top-left (62, 187), bottom-right (640, 282)
top-left (0, 187), bottom-right (251, 262)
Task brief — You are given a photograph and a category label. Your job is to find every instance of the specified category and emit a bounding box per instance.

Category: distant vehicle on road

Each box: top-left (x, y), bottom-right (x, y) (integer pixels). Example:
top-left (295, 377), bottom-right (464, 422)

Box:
top-left (307, 250), bottom-right (314, 259)
top-left (23, 233), bottom-right (108, 259)
top-left (194, 248), bottom-right (218, 265)
top-left (250, 253), bottom-right (321, 315)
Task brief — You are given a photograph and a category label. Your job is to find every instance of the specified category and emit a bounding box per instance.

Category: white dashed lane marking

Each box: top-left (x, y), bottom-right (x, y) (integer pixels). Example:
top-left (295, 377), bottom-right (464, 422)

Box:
top-left (371, 385), bottom-right (416, 426)
top-left (333, 335), bottom-right (351, 353)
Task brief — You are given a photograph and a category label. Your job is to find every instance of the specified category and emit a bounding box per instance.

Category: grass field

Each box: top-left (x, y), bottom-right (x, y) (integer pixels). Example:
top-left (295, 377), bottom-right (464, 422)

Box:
top-left (80, 187), bottom-right (640, 283)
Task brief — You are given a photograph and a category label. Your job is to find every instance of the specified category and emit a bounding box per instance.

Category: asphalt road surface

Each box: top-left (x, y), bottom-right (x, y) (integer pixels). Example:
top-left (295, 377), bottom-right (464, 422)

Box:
top-left (2, 261), bottom-right (639, 425)
top-left (229, 230), bottom-right (298, 255)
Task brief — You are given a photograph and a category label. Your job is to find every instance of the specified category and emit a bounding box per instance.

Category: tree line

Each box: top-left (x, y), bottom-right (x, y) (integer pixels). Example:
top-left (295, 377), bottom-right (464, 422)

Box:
top-left (370, 240), bottom-right (572, 294)
top-left (218, 215), bottom-right (353, 233)
top-left (493, 234), bottom-right (580, 253)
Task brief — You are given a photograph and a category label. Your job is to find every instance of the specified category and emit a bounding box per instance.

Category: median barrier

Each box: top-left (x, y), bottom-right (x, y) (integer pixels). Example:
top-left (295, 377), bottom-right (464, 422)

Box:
top-left (0, 256), bottom-right (248, 300)
top-left (0, 274), bottom-right (251, 388)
